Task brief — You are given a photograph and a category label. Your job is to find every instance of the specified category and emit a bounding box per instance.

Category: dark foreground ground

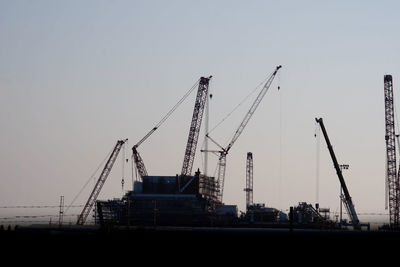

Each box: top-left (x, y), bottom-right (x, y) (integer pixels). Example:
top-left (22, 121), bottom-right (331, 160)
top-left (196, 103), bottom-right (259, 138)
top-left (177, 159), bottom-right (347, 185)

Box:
top-left (1, 225), bottom-right (399, 261)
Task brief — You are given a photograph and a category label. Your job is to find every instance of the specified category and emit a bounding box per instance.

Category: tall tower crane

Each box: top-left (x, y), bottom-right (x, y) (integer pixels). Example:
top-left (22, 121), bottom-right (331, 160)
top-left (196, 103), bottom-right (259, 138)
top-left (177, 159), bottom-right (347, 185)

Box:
top-left (244, 152), bottom-right (254, 210)
top-left (181, 76), bottom-right (212, 177)
top-left (383, 74), bottom-right (400, 228)
top-left (131, 78), bottom-right (204, 180)
top-left (207, 65), bottom-right (281, 202)
top-left (315, 118), bottom-right (360, 230)
top-left (77, 139), bottom-right (128, 225)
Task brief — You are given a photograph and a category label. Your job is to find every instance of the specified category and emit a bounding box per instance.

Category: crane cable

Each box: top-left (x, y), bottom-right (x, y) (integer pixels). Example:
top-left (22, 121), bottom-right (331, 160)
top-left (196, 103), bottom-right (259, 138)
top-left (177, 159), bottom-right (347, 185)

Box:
top-left (64, 144), bottom-right (116, 215)
top-left (390, 95), bottom-right (400, 210)
top-left (278, 70), bottom-right (282, 208)
top-left (208, 75), bottom-right (270, 141)
top-left (135, 78), bottom-right (201, 148)
top-left (315, 120), bottom-right (321, 205)
top-left (200, 74), bottom-right (271, 157)
top-left (131, 78), bottom-right (201, 179)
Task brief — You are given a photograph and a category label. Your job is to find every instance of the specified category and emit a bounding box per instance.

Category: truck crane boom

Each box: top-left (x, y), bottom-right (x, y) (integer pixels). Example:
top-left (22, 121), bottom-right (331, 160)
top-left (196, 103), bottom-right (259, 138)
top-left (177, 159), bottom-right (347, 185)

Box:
top-left (181, 76), bottom-right (212, 176)
top-left (208, 65), bottom-right (281, 202)
top-left (77, 139), bottom-right (128, 225)
top-left (315, 118), bottom-right (360, 230)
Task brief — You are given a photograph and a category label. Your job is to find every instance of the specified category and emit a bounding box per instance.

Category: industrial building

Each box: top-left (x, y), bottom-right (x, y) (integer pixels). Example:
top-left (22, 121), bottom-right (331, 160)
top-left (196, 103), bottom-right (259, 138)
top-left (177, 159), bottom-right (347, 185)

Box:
top-left (96, 170), bottom-right (238, 227)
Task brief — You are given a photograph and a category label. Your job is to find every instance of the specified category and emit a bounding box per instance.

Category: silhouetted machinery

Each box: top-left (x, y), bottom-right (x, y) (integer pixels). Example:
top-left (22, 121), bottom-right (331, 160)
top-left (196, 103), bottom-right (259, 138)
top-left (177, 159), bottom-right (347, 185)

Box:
top-left (383, 74), bottom-right (400, 229)
top-left (77, 139), bottom-right (128, 225)
top-left (315, 118), bottom-right (360, 230)
top-left (206, 65), bottom-right (282, 202)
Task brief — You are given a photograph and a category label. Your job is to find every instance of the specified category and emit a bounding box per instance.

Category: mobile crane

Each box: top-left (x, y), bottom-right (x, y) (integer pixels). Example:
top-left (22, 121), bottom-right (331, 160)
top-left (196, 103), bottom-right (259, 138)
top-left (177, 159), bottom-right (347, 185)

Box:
top-left (315, 118), bottom-right (360, 230)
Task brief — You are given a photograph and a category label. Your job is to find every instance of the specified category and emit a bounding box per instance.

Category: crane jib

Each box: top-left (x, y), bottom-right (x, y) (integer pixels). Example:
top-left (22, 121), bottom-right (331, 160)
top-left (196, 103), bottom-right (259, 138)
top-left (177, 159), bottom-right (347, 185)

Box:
top-left (217, 65), bottom-right (282, 202)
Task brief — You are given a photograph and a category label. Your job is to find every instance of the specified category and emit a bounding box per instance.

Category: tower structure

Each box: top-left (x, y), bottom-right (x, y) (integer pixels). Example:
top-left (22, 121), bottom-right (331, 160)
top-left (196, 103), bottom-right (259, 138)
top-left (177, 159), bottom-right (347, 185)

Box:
top-left (384, 74), bottom-right (400, 228)
top-left (244, 152), bottom-right (254, 210)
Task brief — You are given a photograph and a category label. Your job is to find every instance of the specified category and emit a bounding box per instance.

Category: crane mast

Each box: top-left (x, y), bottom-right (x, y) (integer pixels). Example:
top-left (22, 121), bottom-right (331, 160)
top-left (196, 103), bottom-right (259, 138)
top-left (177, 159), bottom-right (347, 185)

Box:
top-left (181, 76), bottom-right (212, 176)
top-left (211, 65), bottom-right (281, 202)
top-left (244, 152), bottom-right (254, 210)
top-left (383, 74), bottom-right (400, 228)
top-left (77, 139), bottom-right (128, 225)
top-left (315, 118), bottom-right (360, 230)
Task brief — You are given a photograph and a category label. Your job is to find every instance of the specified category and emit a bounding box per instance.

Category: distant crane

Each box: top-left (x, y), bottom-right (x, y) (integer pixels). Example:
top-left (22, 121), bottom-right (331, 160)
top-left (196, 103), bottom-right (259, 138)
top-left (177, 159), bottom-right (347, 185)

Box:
top-left (131, 78), bottom-right (204, 180)
top-left (181, 76), bottom-right (212, 177)
top-left (315, 118), bottom-right (360, 230)
top-left (77, 139), bottom-right (128, 225)
top-left (244, 152), bottom-right (254, 210)
top-left (383, 74), bottom-right (400, 228)
top-left (207, 65), bottom-right (281, 202)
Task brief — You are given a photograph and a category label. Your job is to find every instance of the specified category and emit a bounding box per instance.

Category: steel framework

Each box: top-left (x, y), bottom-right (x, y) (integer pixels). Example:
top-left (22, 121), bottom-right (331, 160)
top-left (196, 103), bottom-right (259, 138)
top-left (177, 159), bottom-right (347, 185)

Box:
top-left (384, 74), bottom-right (400, 228)
top-left (244, 152), bottom-right (254, 210)
top-left (77, 139), bottom-right (127, 225)
top-left (132, 146), bottom-right (148, 178)
top-left (131, 78), bottom-right (204, 180)
top-left (181, 76), bottom-right (212, 176)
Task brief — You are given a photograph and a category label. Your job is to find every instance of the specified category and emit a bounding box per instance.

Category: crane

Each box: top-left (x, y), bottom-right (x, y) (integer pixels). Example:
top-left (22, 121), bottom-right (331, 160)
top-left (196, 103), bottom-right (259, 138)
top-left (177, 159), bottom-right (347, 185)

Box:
top-left (77, 139), bottom-right (128, 225)
top-left (207, 65), bottom-right (281, 202)
top-left (315, 118), bottom-right (360, 230)
top-left (244, 152), bottom-right (254, 210)
top-left (131, 78), bottom-right (202, 180)
top-left (181, 76), bottom-right (212, 177)
top-left (383, 74), bottom-right (400, 228)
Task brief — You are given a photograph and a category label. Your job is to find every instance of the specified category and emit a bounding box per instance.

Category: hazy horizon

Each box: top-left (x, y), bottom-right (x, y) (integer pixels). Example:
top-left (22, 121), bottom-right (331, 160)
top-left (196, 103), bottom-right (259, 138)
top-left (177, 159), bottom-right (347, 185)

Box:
top-left (1, 0), bottom-right (399, 226)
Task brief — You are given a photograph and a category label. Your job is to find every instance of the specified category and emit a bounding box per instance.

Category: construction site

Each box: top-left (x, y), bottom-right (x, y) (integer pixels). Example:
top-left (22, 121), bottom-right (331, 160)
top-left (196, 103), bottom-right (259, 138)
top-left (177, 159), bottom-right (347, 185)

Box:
top-left (73, 65), bottom-right (361, 231)
top-left (3, 65), bottom-right (400, 243)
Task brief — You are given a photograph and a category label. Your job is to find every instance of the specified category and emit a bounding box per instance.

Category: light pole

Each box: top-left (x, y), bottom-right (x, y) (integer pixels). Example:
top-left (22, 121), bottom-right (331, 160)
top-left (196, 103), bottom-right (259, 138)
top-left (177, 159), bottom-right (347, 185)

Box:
top-left (339, 164), bottom-right (349, 227)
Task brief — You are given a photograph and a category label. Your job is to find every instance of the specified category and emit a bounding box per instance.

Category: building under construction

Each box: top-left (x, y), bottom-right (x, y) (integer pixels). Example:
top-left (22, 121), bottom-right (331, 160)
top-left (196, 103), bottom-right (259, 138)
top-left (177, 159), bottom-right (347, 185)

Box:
top-left (75, 66), bottom-right (367, 231)
top-left (96, 170), bottom-right (240, 226)
top-left (75, 66), bottom-right (283, 228)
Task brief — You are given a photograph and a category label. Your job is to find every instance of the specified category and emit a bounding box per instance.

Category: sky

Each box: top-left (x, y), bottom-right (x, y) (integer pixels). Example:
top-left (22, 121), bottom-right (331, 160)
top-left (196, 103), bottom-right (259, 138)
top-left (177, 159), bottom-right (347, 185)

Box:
top-left (1, 0), bottom-right (400, 226)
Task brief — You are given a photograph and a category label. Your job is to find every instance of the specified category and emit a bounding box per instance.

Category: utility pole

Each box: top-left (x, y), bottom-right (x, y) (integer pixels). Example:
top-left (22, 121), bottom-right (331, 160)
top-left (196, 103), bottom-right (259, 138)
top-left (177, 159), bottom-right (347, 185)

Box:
top-left (59, 196), bottom-right (64, 227)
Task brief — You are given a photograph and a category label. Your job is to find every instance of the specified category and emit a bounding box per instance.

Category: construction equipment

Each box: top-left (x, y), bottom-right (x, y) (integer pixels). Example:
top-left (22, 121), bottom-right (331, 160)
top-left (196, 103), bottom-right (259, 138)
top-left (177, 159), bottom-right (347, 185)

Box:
top-left (77, 139), bottom-right (128, 225)
top-left (181, 76), bottom-right (212, 177)
top-left (132, 145), bottom-right (149, 178)
top-left (383, 74), bottom-right (400, 228)
top-left (131, 78), bottom-right (204, 180)
top-left (244, 152), bottom-right (254, 210)
top-left (315, 118), bottom-right (360, 230)
top-left (207, 65), bottom-right (282, 202)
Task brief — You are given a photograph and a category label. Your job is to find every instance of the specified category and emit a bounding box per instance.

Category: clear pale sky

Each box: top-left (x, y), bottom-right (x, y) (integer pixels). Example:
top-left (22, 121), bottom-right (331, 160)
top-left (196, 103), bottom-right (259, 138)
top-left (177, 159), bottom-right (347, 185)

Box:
top-left (1, 0), bottom-right (399, 225)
